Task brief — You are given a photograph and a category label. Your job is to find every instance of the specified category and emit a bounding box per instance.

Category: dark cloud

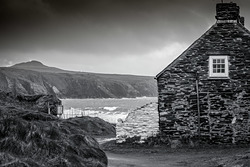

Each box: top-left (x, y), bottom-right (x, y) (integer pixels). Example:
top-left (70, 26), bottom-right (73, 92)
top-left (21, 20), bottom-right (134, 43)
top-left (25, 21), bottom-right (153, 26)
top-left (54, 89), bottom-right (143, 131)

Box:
top-left (1, 0), bottom-right (250, 75)
top-left (0, 0), bottom-right (215, 53)
top-left (0, 0), bottom-right (51, 25)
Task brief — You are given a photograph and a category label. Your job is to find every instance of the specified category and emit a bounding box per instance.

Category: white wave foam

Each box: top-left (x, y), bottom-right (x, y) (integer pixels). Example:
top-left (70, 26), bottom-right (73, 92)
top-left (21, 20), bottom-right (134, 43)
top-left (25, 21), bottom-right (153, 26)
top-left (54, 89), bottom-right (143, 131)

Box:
top-left (103, 107), bottom-right (118, 111)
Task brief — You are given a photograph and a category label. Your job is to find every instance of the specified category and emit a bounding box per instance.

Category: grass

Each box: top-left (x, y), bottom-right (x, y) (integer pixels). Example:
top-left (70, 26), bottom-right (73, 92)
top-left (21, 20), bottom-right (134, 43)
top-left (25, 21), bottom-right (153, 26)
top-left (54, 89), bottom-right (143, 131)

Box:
top-left (0, 108), bottom-right (108, 167)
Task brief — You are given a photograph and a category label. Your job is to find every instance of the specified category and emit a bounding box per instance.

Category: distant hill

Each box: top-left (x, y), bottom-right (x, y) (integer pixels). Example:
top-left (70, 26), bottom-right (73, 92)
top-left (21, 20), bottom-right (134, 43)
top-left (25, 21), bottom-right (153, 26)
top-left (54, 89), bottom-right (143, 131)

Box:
top-left (11, 60), bottom-right (75, 73)
top-left (0, 61), bottom-right (157, 98)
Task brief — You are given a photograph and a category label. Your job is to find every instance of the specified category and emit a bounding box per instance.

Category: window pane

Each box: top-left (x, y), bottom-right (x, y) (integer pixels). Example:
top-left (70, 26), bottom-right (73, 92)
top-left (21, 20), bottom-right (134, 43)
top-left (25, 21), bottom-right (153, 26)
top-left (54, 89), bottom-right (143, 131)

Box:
top-left (210, 56), bottom-right (228, 77)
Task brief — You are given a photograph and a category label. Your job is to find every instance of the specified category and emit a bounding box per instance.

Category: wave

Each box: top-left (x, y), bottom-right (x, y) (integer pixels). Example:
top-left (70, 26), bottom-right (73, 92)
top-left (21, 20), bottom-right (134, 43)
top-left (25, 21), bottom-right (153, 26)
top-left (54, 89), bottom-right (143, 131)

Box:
top-left (62, 107), bottom-right (128, 123)
top-left (103, 107), bottom-right (118, 111)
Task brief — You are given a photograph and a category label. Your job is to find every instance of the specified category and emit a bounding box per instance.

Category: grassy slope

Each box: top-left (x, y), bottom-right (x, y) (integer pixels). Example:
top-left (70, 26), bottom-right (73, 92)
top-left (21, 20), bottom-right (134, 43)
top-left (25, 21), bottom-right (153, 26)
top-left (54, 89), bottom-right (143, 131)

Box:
top-left (0, 107), bottom-right (111, 167)
top-left (0, 91), bottom-right (115, 167)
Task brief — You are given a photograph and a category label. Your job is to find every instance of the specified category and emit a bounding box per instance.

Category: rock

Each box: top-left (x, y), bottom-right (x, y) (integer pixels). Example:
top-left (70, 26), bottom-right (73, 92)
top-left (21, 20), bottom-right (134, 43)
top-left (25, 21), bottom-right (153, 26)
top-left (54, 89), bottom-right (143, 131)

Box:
top-left (64, 116), bottom-right (116, 137)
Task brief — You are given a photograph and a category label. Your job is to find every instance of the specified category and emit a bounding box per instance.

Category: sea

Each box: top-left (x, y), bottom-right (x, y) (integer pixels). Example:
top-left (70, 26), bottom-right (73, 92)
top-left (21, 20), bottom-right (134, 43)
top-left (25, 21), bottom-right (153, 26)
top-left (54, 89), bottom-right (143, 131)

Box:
top-left (61, 97), bottom-right (157, 123)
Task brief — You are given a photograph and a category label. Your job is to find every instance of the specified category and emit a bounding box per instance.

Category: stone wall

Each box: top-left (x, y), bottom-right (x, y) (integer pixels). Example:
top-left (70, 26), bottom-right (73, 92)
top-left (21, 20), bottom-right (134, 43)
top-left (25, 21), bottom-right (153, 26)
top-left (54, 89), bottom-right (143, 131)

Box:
top-left (116, 102), bottom-right (159, 143)
top-left (157, 22), bottom-right (250, 144)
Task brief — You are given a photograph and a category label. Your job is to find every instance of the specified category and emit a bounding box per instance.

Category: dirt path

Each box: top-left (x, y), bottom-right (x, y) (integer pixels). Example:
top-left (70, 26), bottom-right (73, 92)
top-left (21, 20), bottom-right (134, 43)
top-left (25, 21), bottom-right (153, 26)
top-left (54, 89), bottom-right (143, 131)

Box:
top-left (102, 141), bottom-right (250, 167)
top-left (106, 151), bottom-right (187, 167)
top-left (106, 150), bottom-right (215, 167)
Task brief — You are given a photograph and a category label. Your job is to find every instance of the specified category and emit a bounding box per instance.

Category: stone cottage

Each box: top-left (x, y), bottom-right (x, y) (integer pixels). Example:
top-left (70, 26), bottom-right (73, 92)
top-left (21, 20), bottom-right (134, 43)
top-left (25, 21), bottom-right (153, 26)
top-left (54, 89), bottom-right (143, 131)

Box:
top-left (156, 3), bottom-right (250, 144)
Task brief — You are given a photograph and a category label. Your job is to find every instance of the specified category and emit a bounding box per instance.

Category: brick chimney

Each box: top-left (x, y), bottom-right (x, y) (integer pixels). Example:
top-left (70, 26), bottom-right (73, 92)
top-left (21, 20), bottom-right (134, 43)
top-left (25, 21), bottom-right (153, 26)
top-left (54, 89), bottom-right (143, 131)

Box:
top-left (215, 2), bottom-right (244, 26)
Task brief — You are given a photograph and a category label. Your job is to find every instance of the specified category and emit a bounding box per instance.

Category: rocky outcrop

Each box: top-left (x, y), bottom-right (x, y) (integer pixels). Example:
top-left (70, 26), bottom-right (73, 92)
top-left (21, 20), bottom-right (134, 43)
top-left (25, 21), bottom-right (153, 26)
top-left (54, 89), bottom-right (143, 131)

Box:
top-left (64, 116), bottom-right (116, 137)
top-left (0, 90), bottom-right (61, 115)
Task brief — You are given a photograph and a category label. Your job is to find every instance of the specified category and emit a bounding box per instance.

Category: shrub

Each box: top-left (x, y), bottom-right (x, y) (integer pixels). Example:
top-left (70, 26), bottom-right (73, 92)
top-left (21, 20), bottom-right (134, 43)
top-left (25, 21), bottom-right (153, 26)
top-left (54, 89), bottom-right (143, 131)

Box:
top-left (144, 134), bottom-right (170, 146)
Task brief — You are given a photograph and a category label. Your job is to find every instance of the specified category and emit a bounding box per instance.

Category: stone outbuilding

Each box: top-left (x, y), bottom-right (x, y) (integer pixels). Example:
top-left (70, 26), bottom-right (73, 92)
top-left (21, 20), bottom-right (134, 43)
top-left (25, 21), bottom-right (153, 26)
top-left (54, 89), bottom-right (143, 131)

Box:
top-left (156, 3), bottom-right (250, 144)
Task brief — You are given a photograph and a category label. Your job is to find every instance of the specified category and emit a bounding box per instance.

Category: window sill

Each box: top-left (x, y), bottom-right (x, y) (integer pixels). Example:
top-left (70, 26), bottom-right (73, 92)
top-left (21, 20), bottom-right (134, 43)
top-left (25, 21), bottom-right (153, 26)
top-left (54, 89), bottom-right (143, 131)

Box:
top-left (208, 77), bottom-right (230, 80)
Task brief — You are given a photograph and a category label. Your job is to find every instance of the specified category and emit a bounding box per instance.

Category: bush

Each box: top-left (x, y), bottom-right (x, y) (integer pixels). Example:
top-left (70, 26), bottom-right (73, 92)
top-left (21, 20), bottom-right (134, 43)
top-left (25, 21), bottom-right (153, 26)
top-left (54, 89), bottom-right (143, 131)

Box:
top-left (124, 136), bottom-right (141, 144)
top-left (144, 134), bottom-right (170, 146)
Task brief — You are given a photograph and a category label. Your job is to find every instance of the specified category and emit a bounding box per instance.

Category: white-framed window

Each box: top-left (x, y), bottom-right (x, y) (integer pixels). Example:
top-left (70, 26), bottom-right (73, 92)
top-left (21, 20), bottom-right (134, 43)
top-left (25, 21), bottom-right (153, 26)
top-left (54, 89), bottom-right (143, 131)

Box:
top-left (209, 56), bottom-right (229, 78)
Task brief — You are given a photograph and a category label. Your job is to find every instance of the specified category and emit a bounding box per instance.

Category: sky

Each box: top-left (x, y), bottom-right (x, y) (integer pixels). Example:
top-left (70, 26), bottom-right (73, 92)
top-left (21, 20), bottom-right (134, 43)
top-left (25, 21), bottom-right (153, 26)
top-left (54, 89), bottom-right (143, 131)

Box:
top-left (1, 0), bottom-right (250, 76)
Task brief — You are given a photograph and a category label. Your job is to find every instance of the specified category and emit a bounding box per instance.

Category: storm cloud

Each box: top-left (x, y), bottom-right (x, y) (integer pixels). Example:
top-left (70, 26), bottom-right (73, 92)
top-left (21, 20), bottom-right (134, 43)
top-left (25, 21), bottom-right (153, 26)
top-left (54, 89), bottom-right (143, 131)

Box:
top-left (1, 0), bottom-right (250, 75)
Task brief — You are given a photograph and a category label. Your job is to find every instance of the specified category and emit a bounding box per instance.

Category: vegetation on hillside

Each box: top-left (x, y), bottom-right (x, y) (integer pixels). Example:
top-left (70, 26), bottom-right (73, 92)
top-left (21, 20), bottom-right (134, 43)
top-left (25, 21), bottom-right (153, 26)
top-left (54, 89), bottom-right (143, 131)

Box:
top-left (0, 61), bottom-right (157, 98)
top-left (0, 109), bottom-right (108, 167)
top-left (0, 91), bottom-right (115, 167)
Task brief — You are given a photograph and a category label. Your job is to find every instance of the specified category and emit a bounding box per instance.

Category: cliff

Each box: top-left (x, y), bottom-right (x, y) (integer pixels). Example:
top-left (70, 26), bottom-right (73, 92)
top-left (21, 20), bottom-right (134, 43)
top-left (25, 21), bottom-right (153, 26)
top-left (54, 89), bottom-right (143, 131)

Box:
top-left (0, 61), bottom-right (157, 98)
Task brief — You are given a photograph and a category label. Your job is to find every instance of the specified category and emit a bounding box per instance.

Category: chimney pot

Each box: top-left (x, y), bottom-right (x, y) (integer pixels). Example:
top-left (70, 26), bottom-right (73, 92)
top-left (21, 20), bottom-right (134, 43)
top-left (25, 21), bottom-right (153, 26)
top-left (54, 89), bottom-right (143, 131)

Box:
top-left (240, 17), bottom-right (245, 26)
